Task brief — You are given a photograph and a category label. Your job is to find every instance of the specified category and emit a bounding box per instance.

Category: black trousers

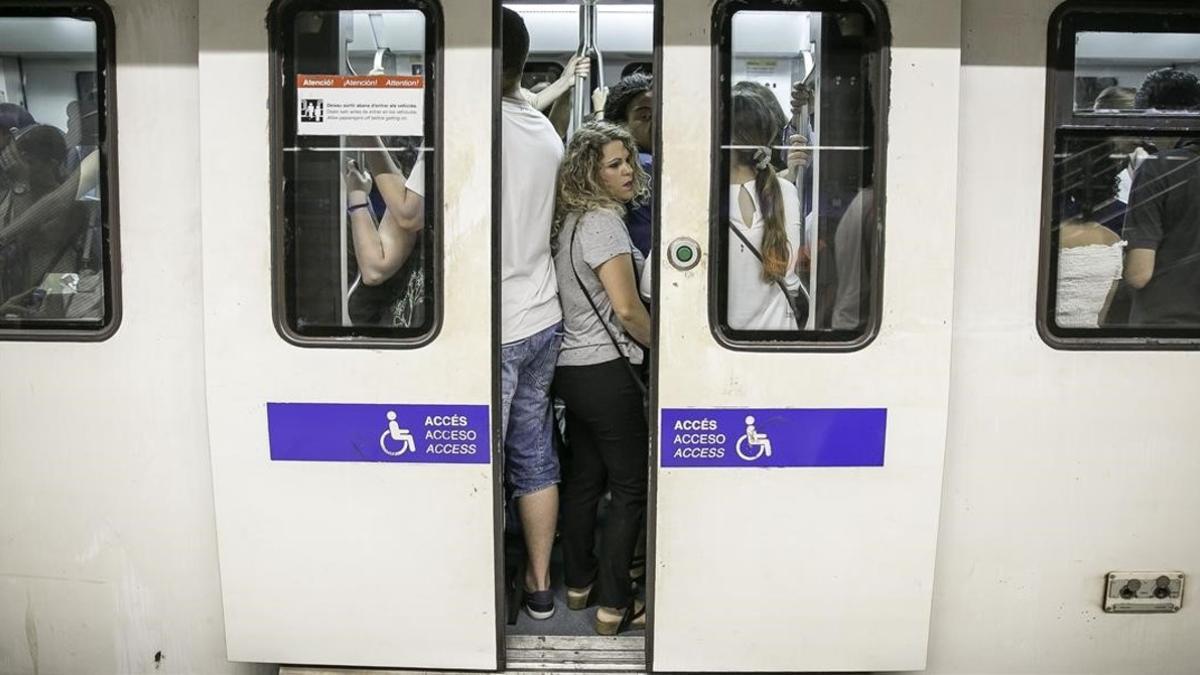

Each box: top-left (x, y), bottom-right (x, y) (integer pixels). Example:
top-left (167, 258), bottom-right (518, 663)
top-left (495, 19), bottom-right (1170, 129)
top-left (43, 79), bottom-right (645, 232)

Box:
top-left (554, 357), bottom-right (648, 609)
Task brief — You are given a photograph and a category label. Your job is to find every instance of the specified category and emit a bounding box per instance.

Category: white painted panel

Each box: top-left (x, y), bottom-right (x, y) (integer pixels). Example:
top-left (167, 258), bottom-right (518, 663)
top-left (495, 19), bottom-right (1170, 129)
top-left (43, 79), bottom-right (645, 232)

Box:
top-left (917, 1), bottom-right (1200, 673)
top-left (199, 0), bottom-right (496, 669)
top-left (0, 1), bottom-right (266, 674)
top-left (652, 1), bottom-right (960, 671)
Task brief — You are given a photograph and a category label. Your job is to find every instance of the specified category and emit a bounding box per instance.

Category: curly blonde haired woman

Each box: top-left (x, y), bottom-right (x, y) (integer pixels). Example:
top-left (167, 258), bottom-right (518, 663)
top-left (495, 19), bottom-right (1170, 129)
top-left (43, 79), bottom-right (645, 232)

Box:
top-left (551, 121), bottom-right (651, 634)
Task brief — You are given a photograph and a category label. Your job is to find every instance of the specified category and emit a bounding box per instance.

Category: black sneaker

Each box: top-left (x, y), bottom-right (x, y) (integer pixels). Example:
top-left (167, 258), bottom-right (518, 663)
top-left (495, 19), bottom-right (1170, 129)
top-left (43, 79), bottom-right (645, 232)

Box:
top-left (523, 588), bottom-right (555, 620)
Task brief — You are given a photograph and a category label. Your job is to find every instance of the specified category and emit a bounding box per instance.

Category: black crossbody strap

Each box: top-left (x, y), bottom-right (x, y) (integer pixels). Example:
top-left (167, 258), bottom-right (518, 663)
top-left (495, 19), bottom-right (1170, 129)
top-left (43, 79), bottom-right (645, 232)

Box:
top-left (727, 221), bottom-right (810, 329)
top-left (569, 219), bottom-right (648, 399)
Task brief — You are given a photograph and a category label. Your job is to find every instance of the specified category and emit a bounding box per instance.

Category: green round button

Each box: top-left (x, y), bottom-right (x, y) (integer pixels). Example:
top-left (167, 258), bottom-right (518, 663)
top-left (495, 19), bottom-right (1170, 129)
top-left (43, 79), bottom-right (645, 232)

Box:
top-left (676, 246), bottom-right (694, 263)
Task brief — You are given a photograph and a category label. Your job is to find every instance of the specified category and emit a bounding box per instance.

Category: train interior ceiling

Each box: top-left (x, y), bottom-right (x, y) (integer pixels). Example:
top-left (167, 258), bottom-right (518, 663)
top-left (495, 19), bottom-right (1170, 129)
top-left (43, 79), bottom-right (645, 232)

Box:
top-left (1074, 30), bottom-right (1200, 109)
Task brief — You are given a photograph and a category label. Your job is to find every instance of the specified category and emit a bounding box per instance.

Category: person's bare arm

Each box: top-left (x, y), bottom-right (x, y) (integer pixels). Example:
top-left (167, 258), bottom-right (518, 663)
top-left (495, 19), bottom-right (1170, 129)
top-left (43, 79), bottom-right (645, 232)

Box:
top-left (596, 253), bottom-right (652, 347)
top-left (548, 87), bottom-right (573, 137)
top-left (1124, 248), bottom-right (1156, 289)
top-left (527, 55), bottom-right (588, 111)
top-left (350, 142), bottom-right (423, 226)
top-left (346, 167), bottom-right (419, 286)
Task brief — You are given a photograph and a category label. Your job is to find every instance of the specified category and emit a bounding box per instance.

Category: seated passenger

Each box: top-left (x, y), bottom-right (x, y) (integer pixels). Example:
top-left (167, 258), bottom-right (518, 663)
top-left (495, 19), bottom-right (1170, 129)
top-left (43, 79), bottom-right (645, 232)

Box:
top-left (551, 121), bottom-right (651, 635)
top-left (725, 89), bottom-right (808, 330)
top-left (1054, 141), bottom-right (1125, 328)
top-left (1122, 69), bottom-right (1200, 325)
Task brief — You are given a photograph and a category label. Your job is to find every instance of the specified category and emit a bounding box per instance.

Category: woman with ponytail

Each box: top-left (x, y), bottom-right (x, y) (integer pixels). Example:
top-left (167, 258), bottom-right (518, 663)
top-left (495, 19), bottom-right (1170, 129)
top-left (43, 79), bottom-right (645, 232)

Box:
top-left (726, 88), bottom-right (807, 330)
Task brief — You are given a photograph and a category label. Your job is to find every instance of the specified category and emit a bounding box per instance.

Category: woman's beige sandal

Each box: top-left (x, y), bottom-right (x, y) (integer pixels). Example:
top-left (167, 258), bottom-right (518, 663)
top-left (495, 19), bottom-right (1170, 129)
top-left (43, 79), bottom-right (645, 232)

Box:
top-left (566, 584), bottom-right (594, 610)
top-left (594, 600), bottom-right (645, 635)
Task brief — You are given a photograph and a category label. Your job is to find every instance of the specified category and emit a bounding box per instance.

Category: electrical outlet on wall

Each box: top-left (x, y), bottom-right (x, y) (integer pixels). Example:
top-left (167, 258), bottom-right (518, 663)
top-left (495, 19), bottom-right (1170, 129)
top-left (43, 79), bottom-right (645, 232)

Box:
top-left (1104, 572), bottom-right (1184, 613)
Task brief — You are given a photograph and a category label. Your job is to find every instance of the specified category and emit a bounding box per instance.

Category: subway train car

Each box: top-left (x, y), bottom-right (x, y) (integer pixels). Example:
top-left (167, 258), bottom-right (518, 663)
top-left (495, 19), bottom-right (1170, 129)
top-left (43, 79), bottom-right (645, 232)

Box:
top-left (0, 0), bottom-right (1197, 673)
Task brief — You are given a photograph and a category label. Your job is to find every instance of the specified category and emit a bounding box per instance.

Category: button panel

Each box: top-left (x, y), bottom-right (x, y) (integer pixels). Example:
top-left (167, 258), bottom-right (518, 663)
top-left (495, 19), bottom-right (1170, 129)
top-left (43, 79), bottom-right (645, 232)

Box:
top-left (668, 237), bottom-right (701, 271)
top-left (1104, 571), bottom-right (1185, 613)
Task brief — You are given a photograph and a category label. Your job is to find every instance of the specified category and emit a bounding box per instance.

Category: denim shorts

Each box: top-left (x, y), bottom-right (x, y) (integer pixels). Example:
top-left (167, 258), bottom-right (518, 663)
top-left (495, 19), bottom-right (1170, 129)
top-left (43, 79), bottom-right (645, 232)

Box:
top-left (501, 321), bottom-right (563, 498)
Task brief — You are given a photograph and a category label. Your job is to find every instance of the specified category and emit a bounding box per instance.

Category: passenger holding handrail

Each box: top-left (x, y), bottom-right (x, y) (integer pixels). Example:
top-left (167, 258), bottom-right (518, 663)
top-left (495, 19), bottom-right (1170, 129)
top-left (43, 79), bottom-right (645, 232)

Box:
top-left (551, 121), bottom-right (651, 635)
top-left (726, 89), bottom-right (810, 331)
top-left (343, 139), bottom-right (427, 328)
top-left (499, 7), bottom-right (567, 622)
top-left (344, 151), bottom-right (422, 287)
top-left (522, 54), bottom-right (590, 137)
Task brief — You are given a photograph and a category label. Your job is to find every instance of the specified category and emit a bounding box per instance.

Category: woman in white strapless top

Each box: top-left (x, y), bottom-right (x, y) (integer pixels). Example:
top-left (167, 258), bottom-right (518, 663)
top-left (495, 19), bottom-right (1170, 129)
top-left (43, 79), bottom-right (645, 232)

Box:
top-left (1056, 220), bottom-right (1124, 328)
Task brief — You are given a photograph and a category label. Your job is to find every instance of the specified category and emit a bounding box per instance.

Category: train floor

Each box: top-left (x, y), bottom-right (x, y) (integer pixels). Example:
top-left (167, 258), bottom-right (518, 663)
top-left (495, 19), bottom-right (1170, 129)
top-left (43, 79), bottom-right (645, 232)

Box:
top-left (506, 533), bottom-right (646, 637)
top-left (505, 488), bottom-right (647, 639)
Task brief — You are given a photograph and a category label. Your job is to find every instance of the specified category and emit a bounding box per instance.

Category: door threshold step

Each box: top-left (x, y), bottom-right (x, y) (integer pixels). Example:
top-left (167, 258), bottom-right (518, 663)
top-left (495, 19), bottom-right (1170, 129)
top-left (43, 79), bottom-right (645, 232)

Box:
top-left (280, 635), bottom-right (646, 675)
top-left (507, 634), bottom-right (645, 671)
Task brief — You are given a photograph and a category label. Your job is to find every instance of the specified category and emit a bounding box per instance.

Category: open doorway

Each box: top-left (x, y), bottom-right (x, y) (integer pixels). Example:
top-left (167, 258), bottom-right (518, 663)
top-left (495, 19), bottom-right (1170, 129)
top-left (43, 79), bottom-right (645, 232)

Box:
top-left (495, 0), bottom-right (657, 663)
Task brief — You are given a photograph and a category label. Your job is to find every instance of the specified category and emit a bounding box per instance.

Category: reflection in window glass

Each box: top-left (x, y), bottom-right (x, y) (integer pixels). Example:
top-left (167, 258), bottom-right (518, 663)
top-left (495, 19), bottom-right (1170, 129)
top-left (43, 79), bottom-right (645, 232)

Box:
top-left (277, 4), bottom-right (437, 340)
top-left (0, 14), bottom-right (110, 332)
top-left (1050, 133), bottom-right (1200, 331)
top-left (1075, 32), bottom-right (1200, 114)
top-left (716, 5), bottom-right (884, 344)
top-left (1045, 6), bottom-right (1200, 343)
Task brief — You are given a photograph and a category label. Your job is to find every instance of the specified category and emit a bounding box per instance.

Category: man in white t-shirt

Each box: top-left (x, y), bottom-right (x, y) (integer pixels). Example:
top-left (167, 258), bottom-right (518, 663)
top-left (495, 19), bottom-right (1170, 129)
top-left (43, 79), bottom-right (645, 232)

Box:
top-left (498, 7), bottom-right (567, 621)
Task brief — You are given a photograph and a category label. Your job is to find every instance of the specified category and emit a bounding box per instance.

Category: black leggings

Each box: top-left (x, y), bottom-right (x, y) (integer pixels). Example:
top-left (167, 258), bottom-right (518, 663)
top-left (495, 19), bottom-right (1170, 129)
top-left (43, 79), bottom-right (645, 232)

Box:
top-left (555, 357), bottom-right (649, 609)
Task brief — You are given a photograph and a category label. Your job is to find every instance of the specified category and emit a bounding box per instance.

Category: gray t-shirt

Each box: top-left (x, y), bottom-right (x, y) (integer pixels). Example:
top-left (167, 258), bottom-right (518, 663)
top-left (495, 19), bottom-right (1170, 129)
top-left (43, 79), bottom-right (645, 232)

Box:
top-left (554, 210), bottom-right (646, 367)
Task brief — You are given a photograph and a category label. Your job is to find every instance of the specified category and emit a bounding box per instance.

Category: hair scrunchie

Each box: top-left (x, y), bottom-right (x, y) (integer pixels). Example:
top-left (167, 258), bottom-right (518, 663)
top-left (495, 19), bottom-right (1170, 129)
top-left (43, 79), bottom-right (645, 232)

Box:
top-left (753, 146), bottom-right (772, 172)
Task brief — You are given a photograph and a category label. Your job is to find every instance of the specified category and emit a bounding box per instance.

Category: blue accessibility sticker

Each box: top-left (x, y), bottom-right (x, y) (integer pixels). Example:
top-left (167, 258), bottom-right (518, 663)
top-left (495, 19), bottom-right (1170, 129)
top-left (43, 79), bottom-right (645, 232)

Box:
top-left (267, 402), bottom-right (490, 464)
top-left (661, 407), bottom-right (886, 468)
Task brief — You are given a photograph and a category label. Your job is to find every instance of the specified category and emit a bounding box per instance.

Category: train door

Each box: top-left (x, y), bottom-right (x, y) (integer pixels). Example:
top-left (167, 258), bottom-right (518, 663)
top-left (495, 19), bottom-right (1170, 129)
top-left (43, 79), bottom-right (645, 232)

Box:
top-left (927, 1), bottom-right (1200, 671)
top-left (199, 0), bottom-right (499, 669)
top-left (652, 0), bottom-right (961, 671)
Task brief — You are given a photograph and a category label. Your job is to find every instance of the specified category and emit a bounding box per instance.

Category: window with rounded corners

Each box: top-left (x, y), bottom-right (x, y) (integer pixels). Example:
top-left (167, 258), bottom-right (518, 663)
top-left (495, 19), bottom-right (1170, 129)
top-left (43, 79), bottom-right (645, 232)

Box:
top-left (1040, 1), bottom-right (1200, 349)
top-left (710, 0), bottom-right (888, 351)
top-left (270, 0), bottom-right (442, 346)
top-left (0, 0), bottom-right (119, 341)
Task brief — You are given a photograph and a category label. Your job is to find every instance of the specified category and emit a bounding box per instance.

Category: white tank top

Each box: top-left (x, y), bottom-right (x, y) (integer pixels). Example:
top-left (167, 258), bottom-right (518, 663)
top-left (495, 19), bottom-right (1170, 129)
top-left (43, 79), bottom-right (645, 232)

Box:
top-left (1056, 243), bottom-right (1125, 328)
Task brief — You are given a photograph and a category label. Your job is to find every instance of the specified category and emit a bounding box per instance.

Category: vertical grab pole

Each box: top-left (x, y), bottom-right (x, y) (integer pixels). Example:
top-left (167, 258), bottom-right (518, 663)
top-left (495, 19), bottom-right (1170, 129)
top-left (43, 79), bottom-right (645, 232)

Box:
top-left (589, 0), bottom-right (605, 92)
top-left (570, 0), bottom-right (602, 138)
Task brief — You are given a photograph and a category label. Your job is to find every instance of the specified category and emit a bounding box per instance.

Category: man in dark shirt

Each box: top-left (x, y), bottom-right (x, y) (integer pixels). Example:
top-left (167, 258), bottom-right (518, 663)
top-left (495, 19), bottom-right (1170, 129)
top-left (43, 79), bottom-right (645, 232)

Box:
top-left (1122, 68), bottom-right (1200, 325)
top-left (602, 73), bottom-right (653, 257)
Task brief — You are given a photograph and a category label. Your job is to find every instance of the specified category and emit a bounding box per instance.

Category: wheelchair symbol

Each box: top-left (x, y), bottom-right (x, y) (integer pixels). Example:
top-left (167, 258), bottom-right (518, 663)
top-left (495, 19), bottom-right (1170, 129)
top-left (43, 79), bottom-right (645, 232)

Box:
top-left (380, 410), bottom-right (416, 456)
top-left (735, 415), bottom-right (773, 462)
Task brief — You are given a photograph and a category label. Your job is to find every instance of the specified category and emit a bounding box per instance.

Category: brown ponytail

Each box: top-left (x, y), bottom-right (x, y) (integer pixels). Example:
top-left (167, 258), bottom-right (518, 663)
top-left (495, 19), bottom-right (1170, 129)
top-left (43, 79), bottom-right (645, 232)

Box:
top-left (754, 162), bottom-right (790, 282)
top-left (733, 90), bottom-right (793, 283)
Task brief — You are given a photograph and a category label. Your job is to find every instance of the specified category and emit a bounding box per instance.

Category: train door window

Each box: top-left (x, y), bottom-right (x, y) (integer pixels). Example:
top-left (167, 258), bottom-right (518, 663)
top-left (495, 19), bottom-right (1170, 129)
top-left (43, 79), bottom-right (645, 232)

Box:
top-left (271, 1), bottom-right (440, 344)
top-left (712, 0), bottom-right (887, 349)
top-left (0, 3), bottom-right (117, 340)
top-left (1041, 3), bottom-right (1200, 347)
